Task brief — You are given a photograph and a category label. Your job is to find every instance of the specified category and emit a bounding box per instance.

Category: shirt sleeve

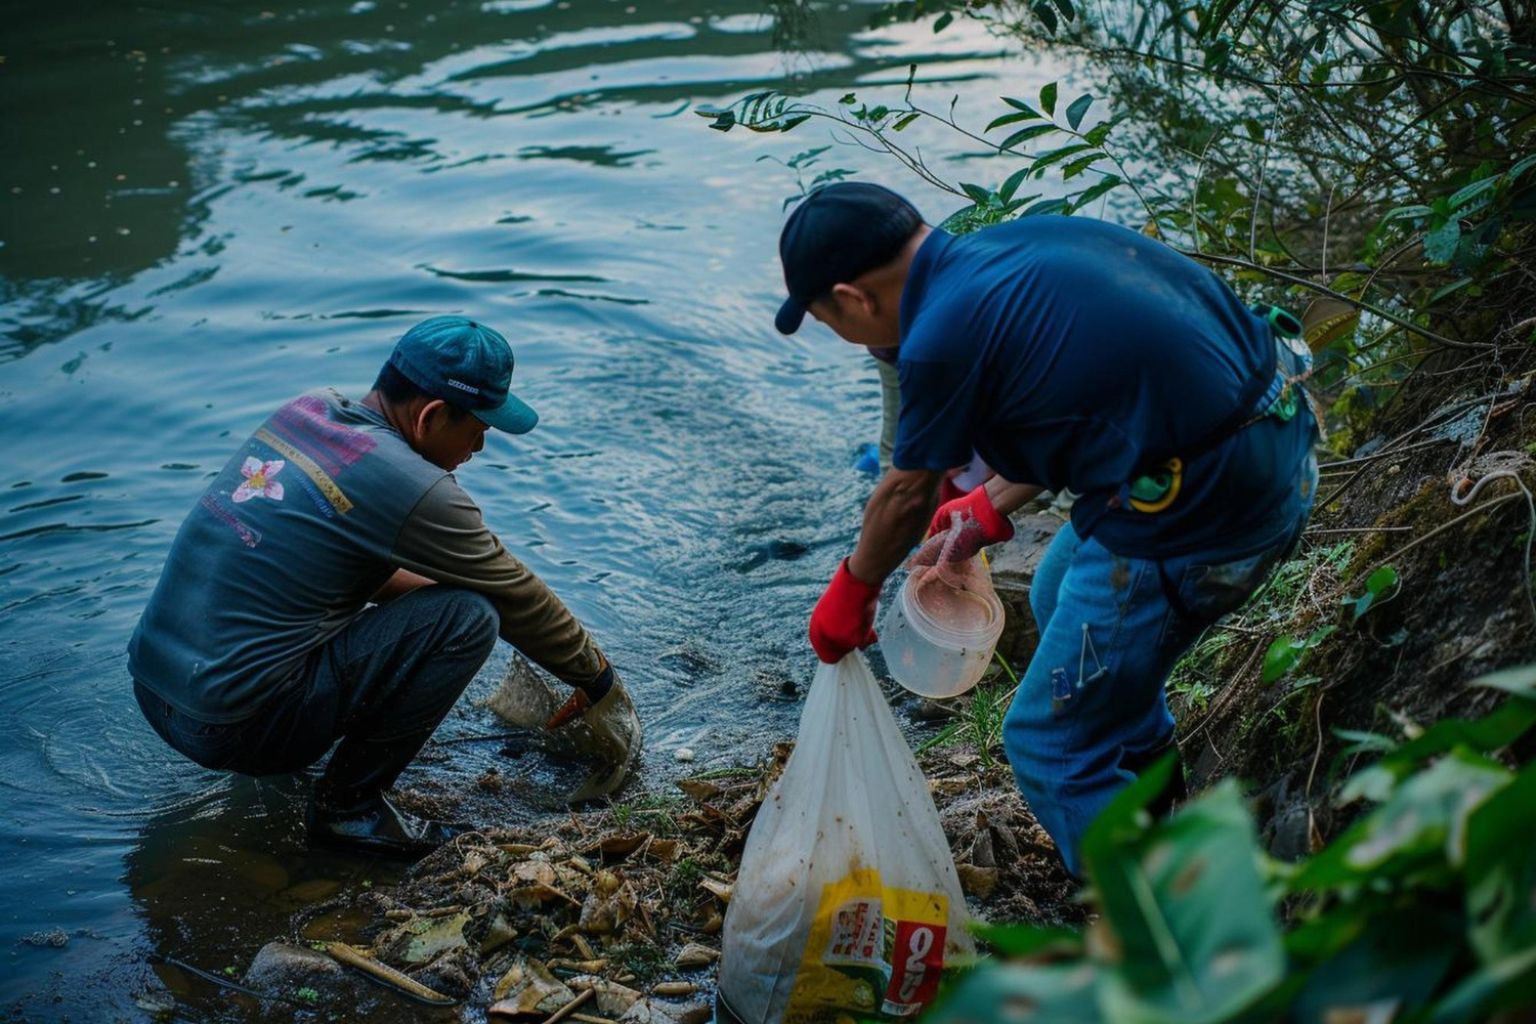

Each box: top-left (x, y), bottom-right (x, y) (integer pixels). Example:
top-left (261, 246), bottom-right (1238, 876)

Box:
top-left (891, 351), bottom-right (982, 472)
top-left (390, 476), bottom-right (606, 687)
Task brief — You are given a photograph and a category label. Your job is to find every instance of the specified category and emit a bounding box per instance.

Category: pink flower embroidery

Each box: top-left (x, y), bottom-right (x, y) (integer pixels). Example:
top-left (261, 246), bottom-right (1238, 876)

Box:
top-left (232, 456), bottom-right (285, 503)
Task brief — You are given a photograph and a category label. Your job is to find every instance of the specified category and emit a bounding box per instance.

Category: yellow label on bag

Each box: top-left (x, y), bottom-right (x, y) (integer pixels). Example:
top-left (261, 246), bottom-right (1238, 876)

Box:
top-left (784, 868), bottom-right (950, 1023)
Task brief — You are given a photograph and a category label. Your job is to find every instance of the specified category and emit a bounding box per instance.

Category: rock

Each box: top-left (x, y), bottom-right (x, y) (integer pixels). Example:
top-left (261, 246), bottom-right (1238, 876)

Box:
top-left (674, 747), bottom-right (695, 762)
top-left (988, 510), bottom-right (1064, 669)
top-left (20, 928), bottom-right (68, 948)
top-left (956, 864), bottom-right (999, 899)
top-left (244, 942), bottom-right (377, 1010)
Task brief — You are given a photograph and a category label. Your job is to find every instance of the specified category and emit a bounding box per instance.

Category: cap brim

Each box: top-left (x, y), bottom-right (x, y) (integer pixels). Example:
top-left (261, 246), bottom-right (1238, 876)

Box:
top-left (775, 295), bottom-right (807, 335)
top-left (474, 392), bottom-right (539, 434)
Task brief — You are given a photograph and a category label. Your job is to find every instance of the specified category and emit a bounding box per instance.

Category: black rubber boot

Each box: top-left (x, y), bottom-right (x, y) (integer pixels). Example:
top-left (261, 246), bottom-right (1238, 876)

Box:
top-left (305, 793), bottom-right (465, 859)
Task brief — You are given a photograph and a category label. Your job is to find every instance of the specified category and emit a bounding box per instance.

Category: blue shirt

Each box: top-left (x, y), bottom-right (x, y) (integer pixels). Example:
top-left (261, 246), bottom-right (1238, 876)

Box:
top-left (892, 217), bottom-right (1314, 560)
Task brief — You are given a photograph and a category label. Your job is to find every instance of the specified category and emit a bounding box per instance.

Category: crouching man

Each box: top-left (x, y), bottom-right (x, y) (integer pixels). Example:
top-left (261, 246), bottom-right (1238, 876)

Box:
top-left (128, 315), bottom-right (631, 857)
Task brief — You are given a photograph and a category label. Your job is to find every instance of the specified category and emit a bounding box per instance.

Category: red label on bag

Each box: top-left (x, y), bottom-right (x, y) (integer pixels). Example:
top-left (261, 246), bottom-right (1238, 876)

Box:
top-left (883, 920), bottom-right (946, 1014)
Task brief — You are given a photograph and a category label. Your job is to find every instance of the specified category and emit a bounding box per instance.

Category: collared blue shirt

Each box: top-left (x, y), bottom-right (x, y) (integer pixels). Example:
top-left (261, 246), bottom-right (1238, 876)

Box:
top-left (891, 216), bottom-right (1315, 560)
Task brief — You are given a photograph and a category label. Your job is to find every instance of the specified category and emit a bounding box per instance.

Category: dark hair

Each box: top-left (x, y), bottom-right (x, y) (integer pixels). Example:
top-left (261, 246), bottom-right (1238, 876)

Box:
top-left (372, 361), bottom-right (469, 417)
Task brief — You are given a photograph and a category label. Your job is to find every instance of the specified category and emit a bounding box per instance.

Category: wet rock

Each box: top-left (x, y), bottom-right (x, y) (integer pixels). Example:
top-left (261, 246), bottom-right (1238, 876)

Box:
top-left (20, 928), bottom-right (68, 948)
top-left (244, 942), bottom-right (376, 1009)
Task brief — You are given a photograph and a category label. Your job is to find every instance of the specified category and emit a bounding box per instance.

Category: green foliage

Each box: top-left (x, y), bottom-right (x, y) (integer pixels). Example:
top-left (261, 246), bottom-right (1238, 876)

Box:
top-left (924, 664), bottom-right (1536, 1023)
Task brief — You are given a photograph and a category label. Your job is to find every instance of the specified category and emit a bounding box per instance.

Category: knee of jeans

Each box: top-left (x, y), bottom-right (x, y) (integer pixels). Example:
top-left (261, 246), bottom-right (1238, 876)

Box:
top-left (442, 589), bottom-right (498, 651)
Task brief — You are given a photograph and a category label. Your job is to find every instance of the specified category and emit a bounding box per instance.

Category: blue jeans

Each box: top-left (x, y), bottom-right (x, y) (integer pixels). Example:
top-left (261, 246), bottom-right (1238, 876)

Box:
top-left (135, 585), bottom-right (498, 810)
top-left (1002, 454), bottom-right (1318, 877)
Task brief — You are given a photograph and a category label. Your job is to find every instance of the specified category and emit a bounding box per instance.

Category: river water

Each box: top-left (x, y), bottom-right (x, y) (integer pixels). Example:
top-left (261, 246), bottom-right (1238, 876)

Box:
top-left (0, 3), bottom-right (1080, 1017)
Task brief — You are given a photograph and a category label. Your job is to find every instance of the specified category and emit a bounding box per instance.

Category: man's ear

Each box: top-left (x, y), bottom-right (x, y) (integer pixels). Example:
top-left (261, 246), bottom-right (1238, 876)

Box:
top-left (415, 398), bottom-right (453, 437)
top-left (828, 282), bottom-right (876, 318)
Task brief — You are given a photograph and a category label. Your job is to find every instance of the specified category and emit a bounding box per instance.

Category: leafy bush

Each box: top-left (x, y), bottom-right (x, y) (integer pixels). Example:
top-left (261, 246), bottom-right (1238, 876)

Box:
top-left (924, 664), bottom-right (1536, 1023)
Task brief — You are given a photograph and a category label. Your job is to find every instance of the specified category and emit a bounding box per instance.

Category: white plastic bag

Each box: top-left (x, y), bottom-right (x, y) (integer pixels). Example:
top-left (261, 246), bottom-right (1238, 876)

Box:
top-left (719, 652), bottom-right (974, 1024)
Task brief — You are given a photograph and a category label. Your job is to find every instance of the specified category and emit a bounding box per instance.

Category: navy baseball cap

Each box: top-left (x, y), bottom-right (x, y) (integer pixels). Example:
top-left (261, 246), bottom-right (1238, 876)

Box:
top-left (388, 315), bottom-right (539, 434)
top-left (775, 182), bottom-right (924, 334)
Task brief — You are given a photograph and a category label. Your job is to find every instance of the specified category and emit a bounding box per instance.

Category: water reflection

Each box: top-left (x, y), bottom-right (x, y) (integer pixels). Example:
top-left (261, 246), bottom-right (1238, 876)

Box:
top-left (0, 0), bottom-right (1026, 1018)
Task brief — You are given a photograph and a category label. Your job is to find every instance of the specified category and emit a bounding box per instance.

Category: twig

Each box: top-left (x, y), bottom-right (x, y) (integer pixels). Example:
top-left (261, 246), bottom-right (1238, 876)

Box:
top-left (1303, 691), bottom-right (1328, 856)
top-left (544, 988), bottom-right (596, 1024)
top-left (1180, 251), bottom-right (1489, 352)
top-left (1304, 525), bottom-right (1413, 535)
top-left (1371, 492), bottom-right (1522, 569)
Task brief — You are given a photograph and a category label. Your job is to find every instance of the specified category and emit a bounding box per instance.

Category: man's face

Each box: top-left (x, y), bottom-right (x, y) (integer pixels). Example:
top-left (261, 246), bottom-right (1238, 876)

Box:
top-left (415, 403), bottom-right (490, 471)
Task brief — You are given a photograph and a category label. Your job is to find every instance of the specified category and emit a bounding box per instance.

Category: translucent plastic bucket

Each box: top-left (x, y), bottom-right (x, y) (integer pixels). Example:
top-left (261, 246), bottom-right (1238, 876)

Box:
top-left (880, 555), bottom-right (1005, 699)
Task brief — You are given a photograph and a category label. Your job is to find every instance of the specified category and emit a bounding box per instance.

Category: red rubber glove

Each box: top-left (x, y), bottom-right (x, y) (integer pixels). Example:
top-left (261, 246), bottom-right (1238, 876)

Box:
top-left (916, 485), bottom-right (1016, 566)
top-left (809, 559), bottom-right (881, 664)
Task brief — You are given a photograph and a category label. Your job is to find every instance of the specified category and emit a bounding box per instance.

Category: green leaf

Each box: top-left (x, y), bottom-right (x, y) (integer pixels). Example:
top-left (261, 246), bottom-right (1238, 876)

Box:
top-left (1347, 564), bottom-right (1399, 621)
top-left (1032, 0), bottom-right (1059, 34)
top-left (1424, 218), bottom-right (1462, 264)
top-left (1465, 758), bottom-right (1536, 966)
top-left (1031, 141), bottom-right (1096, 173)
top-left (925, 961), bottom-right (1097, 1022)
top-left (1061, 153), bottom-right (1101, 179)
top-left (1040, 81), bottom-right (1058, 116)
top-left (959, 182), bottom-right (994, 206)
top-left (1001, 96), bottom-right (1043, 116)
top-left (986, 109), bottom-right (1040, 131)
top-left (1428, 276), bottom-right (1475, 304)
top-left (1262, 637), bottom-right (1306, 685)
top-left (1071, 174), bottom-right (1122, 210)
top-left (1023, 197), bottom-right (1072, 217)
top-left (891, 112), bottom-right (920, 131)
top-left (1290, 907), bottom-right (1462, 1022)
top-left (1089, 782), bottom-right (1286, 1023)
top-left (1297, 749), bottom-right (1513, 889)
top-left (1470, 662), bottom-right (1536, 699)
top-left (971, 921), bottom-right (1084, 957)
top-left (998, 123), bottom-right (1058, 151)
top-left (1065, 93), bottom-right (1094, 130)
top-left (933, 11), bottom-right (954, 32)
top-left (998, 165), bottom-right (1032, 204)
top-left (1428, 945), bottom-right (1536, 1024)
top-left (1082, 117), bottom-right (1118, 146)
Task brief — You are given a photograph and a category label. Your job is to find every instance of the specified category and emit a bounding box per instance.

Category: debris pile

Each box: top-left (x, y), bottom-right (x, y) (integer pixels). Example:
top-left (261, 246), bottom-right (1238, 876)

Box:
top-left (285, 747), bottom-right (794, 1022)
top-left (264, 742), bottom-right (1087, 1021)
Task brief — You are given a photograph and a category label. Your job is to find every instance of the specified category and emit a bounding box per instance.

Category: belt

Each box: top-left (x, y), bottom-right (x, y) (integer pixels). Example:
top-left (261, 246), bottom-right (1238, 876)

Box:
top-left (1128, 305), bottom-right (1314, 514)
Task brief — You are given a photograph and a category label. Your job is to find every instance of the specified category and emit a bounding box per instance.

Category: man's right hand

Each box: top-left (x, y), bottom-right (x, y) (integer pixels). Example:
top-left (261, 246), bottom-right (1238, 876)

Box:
top-left (927, 488), bottom-right (1013, 543)
top-left (808, 559), bottom-right (881, 663)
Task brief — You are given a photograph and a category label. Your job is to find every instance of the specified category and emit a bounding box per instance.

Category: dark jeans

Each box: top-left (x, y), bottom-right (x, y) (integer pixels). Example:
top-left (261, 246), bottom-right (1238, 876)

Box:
top-left (135, 586), bottom-right (498, 810)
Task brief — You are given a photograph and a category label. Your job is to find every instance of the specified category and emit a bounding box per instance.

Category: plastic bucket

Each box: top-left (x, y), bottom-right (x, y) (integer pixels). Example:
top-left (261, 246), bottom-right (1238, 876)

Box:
top-left (880, 558), bottom-right (1004, 699)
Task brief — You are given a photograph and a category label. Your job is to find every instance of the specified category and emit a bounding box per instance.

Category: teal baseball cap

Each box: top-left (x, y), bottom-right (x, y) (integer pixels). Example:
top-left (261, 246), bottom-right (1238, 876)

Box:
top-left (388, 315), bottom-right (539, 434)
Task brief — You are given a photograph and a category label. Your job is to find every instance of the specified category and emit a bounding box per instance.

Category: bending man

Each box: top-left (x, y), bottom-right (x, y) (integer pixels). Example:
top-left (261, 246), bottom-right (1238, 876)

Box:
top-left (128, 316), bottom-right (630, 857)
top-left (782, 183), bottom-right (1317, 876)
